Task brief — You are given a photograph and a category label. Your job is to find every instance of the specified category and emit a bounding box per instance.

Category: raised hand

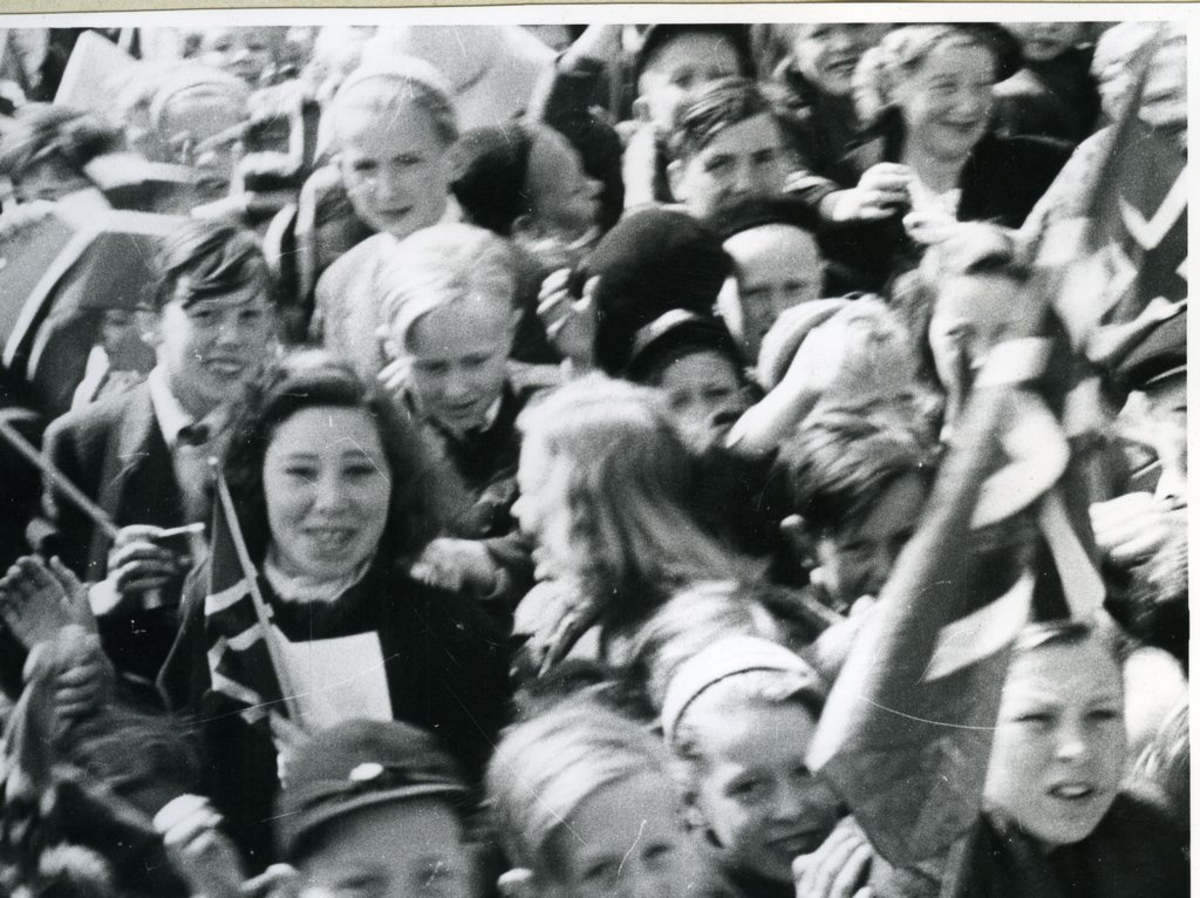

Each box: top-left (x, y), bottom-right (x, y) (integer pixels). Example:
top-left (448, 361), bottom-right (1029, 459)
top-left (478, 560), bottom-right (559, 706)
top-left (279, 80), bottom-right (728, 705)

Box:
top-left (538, 268), bottom-right (598, 373)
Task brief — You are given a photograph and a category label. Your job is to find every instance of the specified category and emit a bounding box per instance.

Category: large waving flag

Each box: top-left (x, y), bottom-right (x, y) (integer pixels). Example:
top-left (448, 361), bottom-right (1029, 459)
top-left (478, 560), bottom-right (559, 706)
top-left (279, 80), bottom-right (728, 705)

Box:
top-left (1027, 26), bottom-right (1186, 374)
top-left (807, 34), bottom-right (1174, 867)
top-left (204, 479), bottom-right (296, 725)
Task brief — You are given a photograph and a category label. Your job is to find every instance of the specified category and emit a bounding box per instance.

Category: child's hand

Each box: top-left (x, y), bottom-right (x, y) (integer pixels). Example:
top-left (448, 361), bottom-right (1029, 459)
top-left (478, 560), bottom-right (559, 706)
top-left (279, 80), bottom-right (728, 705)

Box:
top-left (411, 538), bottom-right (500, 595)
top-left (1, 555), bottom-right (77, 648)
top-left (792, 816), bottom-right (873, 898)
top-left (538, 269), bottom-right (598, 372)
top-left (156, 794), bottom-right (247, 898)
top-left (823, 164), bottom-right (913, 222)
top-left (103, 525), bottom-right (188, 610)
top-left (45, 624), bottom-right (114, 722)
top-left (1090, 492), bottom-right (1186, 568)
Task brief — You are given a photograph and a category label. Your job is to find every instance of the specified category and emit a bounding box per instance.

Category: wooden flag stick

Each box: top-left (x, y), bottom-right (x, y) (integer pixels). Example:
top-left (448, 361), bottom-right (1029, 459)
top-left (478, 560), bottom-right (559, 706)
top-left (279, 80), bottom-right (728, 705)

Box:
top-left (215, 476), bottom-right (301, 724)
top-left (0, 415), bottom-right (120, 542)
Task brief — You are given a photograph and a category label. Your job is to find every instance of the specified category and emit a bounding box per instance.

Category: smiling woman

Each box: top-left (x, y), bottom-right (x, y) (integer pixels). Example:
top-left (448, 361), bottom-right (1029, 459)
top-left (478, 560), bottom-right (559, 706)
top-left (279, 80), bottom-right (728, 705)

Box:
top-left (159, 351), bottom-right (510, 868)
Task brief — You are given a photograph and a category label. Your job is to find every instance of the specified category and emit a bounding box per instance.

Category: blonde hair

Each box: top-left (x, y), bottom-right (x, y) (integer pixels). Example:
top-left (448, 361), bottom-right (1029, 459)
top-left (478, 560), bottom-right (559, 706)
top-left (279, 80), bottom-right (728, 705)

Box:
top-left (378, 222), bottom-right (517, 354)
top-left (518, 377), bottom-right (755, 628)
top-left (486, 701), bottom-right (674, 879)
top-left (854, 25), bottom-right (997, 127)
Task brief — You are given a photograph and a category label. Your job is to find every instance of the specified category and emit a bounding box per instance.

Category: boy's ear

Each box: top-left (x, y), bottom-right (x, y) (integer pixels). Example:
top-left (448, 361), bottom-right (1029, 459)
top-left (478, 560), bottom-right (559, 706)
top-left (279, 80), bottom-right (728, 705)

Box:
top-left (780, 513), bottom-right (818, 569)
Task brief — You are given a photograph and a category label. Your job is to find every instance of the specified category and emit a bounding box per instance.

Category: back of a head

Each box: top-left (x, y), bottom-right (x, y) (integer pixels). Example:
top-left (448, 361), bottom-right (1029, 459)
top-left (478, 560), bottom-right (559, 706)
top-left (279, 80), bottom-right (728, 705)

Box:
top-left (487, 700), bottom-right (670, 877)
top-left (582, 207), bottom-right (731, 374)
top-left (378, 221), bottom-right (517, 352)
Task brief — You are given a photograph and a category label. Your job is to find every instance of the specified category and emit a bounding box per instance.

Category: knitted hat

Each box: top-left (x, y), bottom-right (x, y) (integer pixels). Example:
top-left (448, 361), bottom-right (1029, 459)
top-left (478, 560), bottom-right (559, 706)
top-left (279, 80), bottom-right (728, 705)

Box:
top-left (449, 122), bottom-right (535, 236)
top-left (581, 207), bottom-right (731, 375)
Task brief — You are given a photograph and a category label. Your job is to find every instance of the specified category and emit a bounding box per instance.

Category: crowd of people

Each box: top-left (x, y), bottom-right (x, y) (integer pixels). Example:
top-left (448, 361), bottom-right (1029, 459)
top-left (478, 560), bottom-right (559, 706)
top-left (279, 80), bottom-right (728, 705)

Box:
top-left (0, 18), bottom-right (1188, 898)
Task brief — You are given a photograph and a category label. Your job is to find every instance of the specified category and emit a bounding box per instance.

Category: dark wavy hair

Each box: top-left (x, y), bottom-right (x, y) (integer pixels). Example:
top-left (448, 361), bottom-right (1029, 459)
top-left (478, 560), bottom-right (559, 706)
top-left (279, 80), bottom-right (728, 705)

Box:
top-left (667, 76), bottom-right (785, 163)
top-left (221, 350), bottom-right (466, 566)
top-left (150, 218), bottom-right (278, 312)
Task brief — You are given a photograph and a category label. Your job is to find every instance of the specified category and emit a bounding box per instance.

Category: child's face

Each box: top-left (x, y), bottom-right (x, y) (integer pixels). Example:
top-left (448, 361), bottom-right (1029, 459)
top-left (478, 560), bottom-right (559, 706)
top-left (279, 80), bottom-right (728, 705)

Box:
top-left (637, 33), bottom-right (744, 131)
top-left (672, 113), bottom-right (789, 221)
top-left (336, 96), bottom-right (452, 239)
top-left (721, 225), bottom-right (823, 362)
top-left (160, 85), bottom-right (248, 200)
top-left (928, 273), bottom-right (1019, 407)
top-left (688, 699), bottom-right (841, 883)
top-left (984, 636), bottom-right (1126, 847)
top-left (150, 281), bottom-right (274, 419)
top-left (790, 24), bottom-right (881, 98)
top-left (895, 43), bottom-right (994, 164)
top-left (199, 27), bottom-right (282, 86)
top-left (524, 127), bottom-right (601, 241)
top-left (1005, 23), bottom-right (1086, 64)
top-left (549, 770), bottom-right (704, 898)
top-left (649, 349), bottom-right (747, 446)
top-left (1142, 373), bottom-right (1187, 507)
top-left (402, 299), bottom-right (514, 436)
top-left (300, 799), bottom-right (478, 898)
top-left (814, 472), bottom-right (926, 606)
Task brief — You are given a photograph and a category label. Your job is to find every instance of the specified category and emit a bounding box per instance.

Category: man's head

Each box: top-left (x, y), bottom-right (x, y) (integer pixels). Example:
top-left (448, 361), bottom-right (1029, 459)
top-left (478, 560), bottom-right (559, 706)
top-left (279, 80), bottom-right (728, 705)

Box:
top-left (634, 25), bottom-right (753, 132)
top-left (777, 412), bottom-right (933, 608)
top-left (278, 719), bottom-right (478, 898)
top-left (667, 78), bottom-right (790, 222)
top-left (379, 223), bottom-right (519, 436)
top-left (143, 219), bottom-right (277, 419)
top-left (329, 60), bottom-right (459, 239)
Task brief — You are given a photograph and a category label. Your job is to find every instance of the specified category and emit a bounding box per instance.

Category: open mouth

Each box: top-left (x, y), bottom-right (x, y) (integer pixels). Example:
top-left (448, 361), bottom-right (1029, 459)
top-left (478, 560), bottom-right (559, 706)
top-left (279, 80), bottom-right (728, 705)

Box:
top-left (304, 527), bottom-right (356, 552)
top-left (1047, 783), bottom-right (1097, 801)
top-left (205, 358), bottom-right (248, 377)
top-left (768, 830), bottom-right (825, 857)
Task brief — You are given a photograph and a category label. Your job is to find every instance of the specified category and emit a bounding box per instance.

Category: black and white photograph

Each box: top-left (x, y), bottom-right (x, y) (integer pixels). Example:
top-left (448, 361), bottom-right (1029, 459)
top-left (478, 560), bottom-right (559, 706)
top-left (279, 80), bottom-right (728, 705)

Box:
top-left (0, 9), bottom-right (1189, 897)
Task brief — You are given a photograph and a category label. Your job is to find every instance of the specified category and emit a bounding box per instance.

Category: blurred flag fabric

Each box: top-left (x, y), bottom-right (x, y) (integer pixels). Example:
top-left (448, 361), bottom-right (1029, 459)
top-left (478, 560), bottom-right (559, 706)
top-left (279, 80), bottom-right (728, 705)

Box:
top-left (1027, 27), bottom-right (1185, 377)
top-left (806, 30), bottom-right (1175, 869)
top-left (203, 479), bottom-right (289, 726)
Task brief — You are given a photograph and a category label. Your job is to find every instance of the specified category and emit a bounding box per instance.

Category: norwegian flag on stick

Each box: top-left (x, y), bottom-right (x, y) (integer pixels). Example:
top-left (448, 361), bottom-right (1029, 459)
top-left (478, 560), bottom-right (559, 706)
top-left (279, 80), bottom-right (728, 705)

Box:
top-left (1028, 26), bottom-right (1185, 372)
top-left (807, 366), bottom-right (1046, 867)
top-left (806, 36), bottom-right (1175, 866)
top-left (203, 478), bottom-right (298, 725)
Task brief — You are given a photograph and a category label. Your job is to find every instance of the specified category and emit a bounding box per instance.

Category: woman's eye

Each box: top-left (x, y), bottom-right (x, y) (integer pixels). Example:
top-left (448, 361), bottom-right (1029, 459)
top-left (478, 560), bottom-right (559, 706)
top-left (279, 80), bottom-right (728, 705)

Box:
top-left (283, 466), bottom-right (317, 480)
top-left (1088, 708), bottom-right (1120, 723)
top-left (343, 462), bottom-right (380, 479)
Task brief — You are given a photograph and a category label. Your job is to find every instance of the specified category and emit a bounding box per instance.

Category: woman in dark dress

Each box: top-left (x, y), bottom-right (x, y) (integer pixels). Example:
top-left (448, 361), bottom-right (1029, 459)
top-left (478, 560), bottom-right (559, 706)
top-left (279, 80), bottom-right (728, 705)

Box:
top-left (159, 352), bottom-right (510, 868)
top-left (818, 24), bottom-right (1072, 293)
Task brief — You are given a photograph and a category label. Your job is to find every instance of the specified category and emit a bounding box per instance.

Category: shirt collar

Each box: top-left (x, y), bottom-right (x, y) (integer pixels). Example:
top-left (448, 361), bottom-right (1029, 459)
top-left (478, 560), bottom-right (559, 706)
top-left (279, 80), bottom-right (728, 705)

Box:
top-left (148, 366), bottom-right (226, 449)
